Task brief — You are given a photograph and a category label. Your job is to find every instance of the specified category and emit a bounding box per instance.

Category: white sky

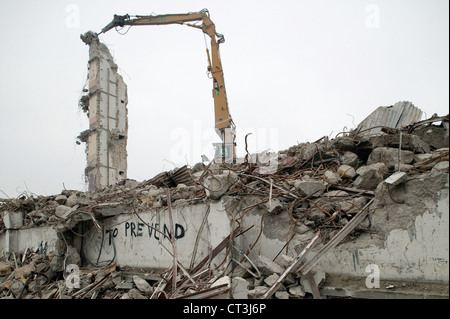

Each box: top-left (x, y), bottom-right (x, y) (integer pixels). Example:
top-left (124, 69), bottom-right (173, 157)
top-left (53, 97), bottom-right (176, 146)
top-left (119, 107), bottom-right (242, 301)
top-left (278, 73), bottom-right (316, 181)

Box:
top-left (0, 0), bottom-right (448, 198)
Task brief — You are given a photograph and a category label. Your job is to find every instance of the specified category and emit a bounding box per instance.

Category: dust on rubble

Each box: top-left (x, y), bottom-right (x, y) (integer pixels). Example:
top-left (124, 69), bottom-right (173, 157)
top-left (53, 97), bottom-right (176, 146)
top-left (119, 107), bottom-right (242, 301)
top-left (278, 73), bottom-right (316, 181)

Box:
top-left (0, 109), bottom-right (448, 299)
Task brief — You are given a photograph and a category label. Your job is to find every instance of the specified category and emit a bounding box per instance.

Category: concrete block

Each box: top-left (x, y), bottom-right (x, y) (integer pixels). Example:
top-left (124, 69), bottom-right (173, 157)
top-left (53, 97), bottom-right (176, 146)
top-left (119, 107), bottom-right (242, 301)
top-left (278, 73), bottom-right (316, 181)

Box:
top-left (265, 198), bottom-right (284, 214)
top-left (248, 286), bottom-right (269, 299)
top-left (204, 171), bottom-right (238, 200)
top-left (384, 171), bottom-right (407, 186)
top-left (294, 180), bottom-right (326, 197)
top-left (276, 254), bottom-right (295, 268)
top-left (115, 282), bottom-right (134, 290)
top-left (354, 163), bottom-right (389, 190)
top-left (307, 208), bottom-right (327, 221)
top-left (275, 291), bottom-right (290, 299)
top-left (55, 205), bottom-right (74, 219)
top-left (432, 161), bottom-right (449, 172)
top-left (256, 255), bottom-right (284, 275)
top-left (231, 277), bottom-right (249, 299)
top-left (133, 275), bottom-right (153, 294)
top-left (54, 195), bottom-right (67, 205)
top-left (337, 165), bottom-right (356, 179)
top-left (2, 211), bottom-right (24, 230)
top-left (289, 285), bottom-right (306, 297)
top-left (414, 153), bottom-right (432, 164)
top-left (367, 147), bottom-right (414, 169)
top-left (264, 273), bottom-right (280, 287)
top-left (324, 170), bottom-right (341, 184)
top-left (342, 151), bottom-right (359, 167)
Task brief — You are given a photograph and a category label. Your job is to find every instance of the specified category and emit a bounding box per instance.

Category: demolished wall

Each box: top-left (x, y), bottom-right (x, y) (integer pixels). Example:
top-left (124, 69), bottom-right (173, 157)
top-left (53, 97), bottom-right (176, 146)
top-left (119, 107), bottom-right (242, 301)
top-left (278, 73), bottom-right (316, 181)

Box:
top-left (79, 31), bottom-right (128, 191)
top-left (0, 106), bottom-right (448, 299)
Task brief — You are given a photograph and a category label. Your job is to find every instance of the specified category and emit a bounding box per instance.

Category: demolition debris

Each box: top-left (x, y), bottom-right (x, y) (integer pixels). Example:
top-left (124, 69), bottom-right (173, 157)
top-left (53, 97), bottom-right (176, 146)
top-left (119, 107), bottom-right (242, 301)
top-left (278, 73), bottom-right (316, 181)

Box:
top-left (1, 105), bottom-right (449, 299)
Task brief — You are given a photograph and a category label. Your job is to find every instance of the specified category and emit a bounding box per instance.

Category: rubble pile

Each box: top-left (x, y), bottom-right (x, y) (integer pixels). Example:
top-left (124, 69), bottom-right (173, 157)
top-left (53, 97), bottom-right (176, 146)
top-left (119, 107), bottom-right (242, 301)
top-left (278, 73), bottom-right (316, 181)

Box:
top-left (1, 108), bottom-right (448, 299)
top-left (0, 251), bottom-right (157, 299)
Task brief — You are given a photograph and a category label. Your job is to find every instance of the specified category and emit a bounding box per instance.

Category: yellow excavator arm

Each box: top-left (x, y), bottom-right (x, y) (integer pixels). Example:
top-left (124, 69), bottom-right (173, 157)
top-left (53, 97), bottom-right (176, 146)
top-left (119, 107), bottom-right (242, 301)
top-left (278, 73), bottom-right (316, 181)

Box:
top-left (99, 9), bottom-right (236, 163)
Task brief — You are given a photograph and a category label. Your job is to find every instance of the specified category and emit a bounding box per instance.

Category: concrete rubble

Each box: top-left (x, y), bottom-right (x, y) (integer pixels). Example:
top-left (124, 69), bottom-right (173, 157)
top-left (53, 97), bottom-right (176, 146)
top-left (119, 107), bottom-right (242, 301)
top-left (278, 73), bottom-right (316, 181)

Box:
top-left (1, 105), bottom-right (449, 299)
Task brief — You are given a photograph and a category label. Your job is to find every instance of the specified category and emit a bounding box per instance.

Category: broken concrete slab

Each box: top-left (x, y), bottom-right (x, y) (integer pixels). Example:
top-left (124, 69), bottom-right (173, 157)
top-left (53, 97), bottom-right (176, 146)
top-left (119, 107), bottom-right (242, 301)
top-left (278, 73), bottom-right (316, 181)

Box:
top-left (384, 171), bottom-right (407, 186)
top-left (307, 208), bottom-right (327, 222)
top-left (294, 180), bottom-right (326, 197)
top-left (54, 195), bottom-right (67, 205)
top-left (132, 275), bottom-right (153, 294)
top-left (337, 165), bottom-right (356, 179)
top-left (231, 277), bottom-right (248, 299)
top-left (248, 286), bottom-right (269, 299)
top-left (367, 147), bottom-right (414, 169)
top-left (276, 254), bottom-right (295, 268)
top-left (353, 163), bottom-right (389, 190)
top-left (324, 170), bottom-right (341, 184)
top-left (432, 161), bottom-right (449, 172)
top-left (264, 273), bottom-right (280, 287)
top-left (412, 122), bottom-right (450, 150)
top-left (413, 153), bottom-right (433, 163)
top-left (115, 282), bottom-right (134, 290)
top-left (204, 171), bottom-right (238, 200)
top-left (333, 136), bottom-right (357, 152)
top-left (265, 198), bottom-right (284, 214)
top-left (288, 285), bottom-right (306, 297)
top-left (54, 205), bottom-right (74, 220)
top-left (368, 133), bottom-right (430, 154)
top-left (2, 211), bottom-right (24, 230)
top-left (341, 151), bottom-right (359, 167)
top-left (275, 291), bottom-right (290, 299)
top-left (338, 197), bottom-right (369, 214)
top-left (256, 255), bottom-right (284, 275)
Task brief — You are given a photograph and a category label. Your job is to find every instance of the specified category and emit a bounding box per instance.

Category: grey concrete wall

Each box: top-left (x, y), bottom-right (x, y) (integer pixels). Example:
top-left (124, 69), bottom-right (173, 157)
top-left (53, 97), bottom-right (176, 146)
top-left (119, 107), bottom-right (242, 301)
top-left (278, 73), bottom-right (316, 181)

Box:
top-left (0, 227), bottom-right (59, 255)
top-left (81, 201), bottom-right (232, 271)
top-left (1, 173), bottom-right (447, 285)
top-left (233, 172), bottom-right (449, 284)
top-left (315, 172), bottom-right (449, 283)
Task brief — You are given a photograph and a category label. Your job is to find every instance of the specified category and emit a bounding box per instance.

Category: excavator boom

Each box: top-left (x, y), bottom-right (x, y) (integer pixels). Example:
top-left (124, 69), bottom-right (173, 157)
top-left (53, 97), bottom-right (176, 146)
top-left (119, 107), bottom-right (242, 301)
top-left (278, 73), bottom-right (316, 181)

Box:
top-left (99, 9), bottom-right (236, 163)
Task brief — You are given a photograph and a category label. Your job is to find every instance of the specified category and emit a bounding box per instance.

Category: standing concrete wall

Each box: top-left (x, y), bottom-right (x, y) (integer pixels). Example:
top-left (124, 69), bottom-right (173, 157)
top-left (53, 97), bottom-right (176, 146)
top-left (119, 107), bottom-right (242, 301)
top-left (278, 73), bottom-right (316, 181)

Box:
top-left (80, 32), bottom-right (128, 191)
top-left (315, 171), bottom-right (449, 283)
top-left (80, 201), bottom-right (232, 271)
top-left (233, 171), bottom-right (449, 285)
top-left (75, 170), bottom-right (448, 284)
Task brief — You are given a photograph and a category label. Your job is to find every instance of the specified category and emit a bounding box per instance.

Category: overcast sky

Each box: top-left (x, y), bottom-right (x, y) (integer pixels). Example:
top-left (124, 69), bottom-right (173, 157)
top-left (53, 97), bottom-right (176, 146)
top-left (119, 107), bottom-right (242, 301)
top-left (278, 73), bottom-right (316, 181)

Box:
top-left (0, 0), bottom-right (448, 198)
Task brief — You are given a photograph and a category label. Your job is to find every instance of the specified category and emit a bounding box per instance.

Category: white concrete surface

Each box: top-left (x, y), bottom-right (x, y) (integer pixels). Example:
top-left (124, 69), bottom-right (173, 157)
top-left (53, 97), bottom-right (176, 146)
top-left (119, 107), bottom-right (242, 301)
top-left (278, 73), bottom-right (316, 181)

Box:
top-left (82, 201), bottom-right (232, 270)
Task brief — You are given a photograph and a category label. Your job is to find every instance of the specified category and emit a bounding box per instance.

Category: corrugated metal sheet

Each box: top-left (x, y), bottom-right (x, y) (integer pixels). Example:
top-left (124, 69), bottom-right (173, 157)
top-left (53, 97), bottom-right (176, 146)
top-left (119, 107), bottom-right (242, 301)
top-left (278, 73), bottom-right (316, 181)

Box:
top-left (356, 101), bottom-right (423, 136)
top-left (145, 165), bottom-right (194, 188)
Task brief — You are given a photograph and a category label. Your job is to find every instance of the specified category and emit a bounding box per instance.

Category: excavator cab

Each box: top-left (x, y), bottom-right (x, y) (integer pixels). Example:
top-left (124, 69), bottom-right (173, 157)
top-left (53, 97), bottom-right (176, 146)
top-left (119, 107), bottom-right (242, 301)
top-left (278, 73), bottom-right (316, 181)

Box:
top-left (213, 142), bottom-right (235, 164)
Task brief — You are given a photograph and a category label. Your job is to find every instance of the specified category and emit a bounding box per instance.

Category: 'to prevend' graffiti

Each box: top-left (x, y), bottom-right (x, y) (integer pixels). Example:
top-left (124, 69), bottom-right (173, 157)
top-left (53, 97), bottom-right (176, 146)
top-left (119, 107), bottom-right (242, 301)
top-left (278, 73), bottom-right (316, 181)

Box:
top-left (105, 221), bottom-right (186, 245)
